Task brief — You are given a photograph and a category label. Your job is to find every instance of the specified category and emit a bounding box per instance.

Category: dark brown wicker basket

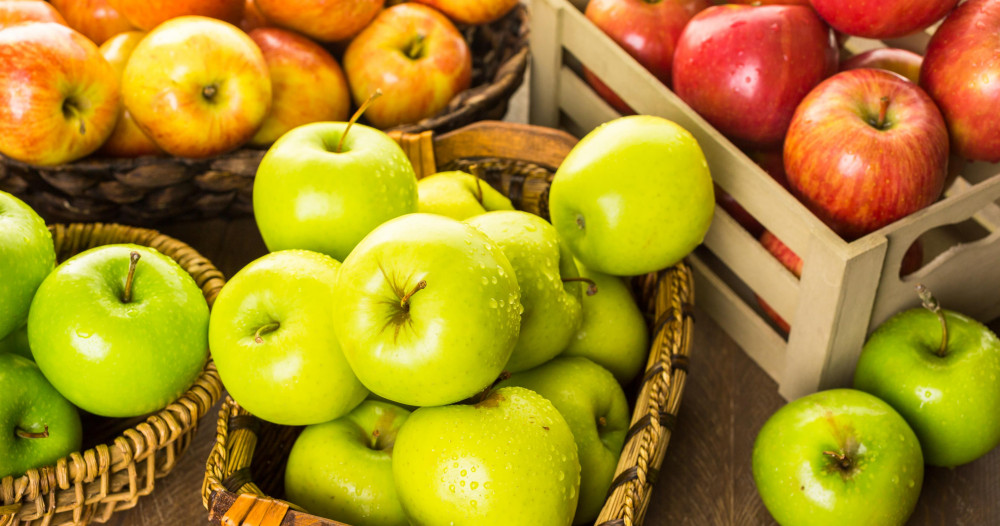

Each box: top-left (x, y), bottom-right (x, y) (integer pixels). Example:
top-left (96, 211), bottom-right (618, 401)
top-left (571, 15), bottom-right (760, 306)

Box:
top-left (0, 223), bottom-right (226, 526)
top-left (0, 5), bottom-right (529, 225)
top-left (201, 122), bottom-right (697, 526)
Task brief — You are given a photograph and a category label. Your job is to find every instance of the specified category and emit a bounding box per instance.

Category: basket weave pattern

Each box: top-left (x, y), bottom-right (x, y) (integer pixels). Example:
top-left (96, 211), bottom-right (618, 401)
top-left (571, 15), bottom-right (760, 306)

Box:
top-left (0, 223), bottom-right (226, 526)
top-left (0, 6), bottom-right (529, 226)
top-left (201, 123), bottom-right (696, 526)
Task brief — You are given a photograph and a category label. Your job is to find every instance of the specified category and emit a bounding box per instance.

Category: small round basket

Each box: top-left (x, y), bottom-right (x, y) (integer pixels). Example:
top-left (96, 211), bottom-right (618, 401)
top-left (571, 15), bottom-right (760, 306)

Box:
top-left (201, 121), bottom-right (696, 526)
top-left (0, 223), bottom-right (226, 526)
top-left (0, 5), bottom-right (529, 225)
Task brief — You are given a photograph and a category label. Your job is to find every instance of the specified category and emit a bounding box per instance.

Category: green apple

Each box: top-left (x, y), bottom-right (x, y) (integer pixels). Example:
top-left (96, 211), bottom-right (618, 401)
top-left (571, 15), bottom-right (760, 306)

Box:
top-left (854, 301), bottom-right (1000, 467)
top-left (393, 386), bottom-right (580, 526)
top-left (0, 324), bottom-right (31, 361)
top-left (0, 191), bottom-right (55, 340)
top-left (0, 353), bottom-right (82, 479)
top-left (417, 171), bottom-right (514, 220)
top-left (561, 260), bottom-right (649, 384)
top-left (499, 357), bottom-right (629, 525)
top-left (209, 250), bottom-right (368, 426)
top-left (466, 211), bottom-right (582, 372)
top-left (752, 389), bottom-right (923, 526)
top-left (332, 213), bottom-right (521, 407)
top-left (285, 400), bottom-right (410, 526)
top-left (28, 244), bottom-right (209, 418)
top-left (549, 115), bottom-right (714, 276)
top-left (253, 121), bottom-right (418, 262)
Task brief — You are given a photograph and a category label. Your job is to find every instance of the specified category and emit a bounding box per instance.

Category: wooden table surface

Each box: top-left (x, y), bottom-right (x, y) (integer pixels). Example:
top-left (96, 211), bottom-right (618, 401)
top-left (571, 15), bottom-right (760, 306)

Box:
top-left (100, 217), bottom-right (1000, 526)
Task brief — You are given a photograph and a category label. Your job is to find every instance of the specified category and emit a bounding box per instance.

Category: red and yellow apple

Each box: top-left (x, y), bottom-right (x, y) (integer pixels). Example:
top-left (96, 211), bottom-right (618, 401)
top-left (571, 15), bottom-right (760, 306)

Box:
top-left (343, 3), bottom-right (471, 129)
top-left (122, 16), bottom-right (271, 158)
top-left (920, 0), bottom-right (1000, 162)
top-left (583, 0), bottom-right (711, 115)
top-left (841, 48), bottom-right (922, 84)
top-left (247, 28), bottom-right (351, 147)
top-left (109, 0), bottom-right (244, 31)
top-left (49, 0), bottom-right (133, 45)
top-left (254, 0), bottom-right (383, 43)
top-left (97, 30), bottom-right (162, 158)
top-left (784, 69), bottom-right (948, 239)
top-left (672, 4), bottom-right (838, 147)
top-left (0, 23), bottom-right (120, 166)
top-left (0, 1), bottom-right (66, 29)
top-left (810, 0), bottom-right (957, 39)
top-left (410, 0), bottom-right (519, 25)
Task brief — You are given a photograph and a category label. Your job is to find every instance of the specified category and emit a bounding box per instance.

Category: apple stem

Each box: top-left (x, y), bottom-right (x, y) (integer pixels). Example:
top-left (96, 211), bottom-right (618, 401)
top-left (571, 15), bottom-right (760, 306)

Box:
top-left (400, 280), bottom-right (427, 311)
top-left (336, 89), bottom-right (383, 154)
top-left (469, 164), bottom-right (485, 205)
top-left (875, 96), bottom-right (890, 130)
top-left (253, 322), bottom-right (281, 344)
top-left (122, 251), bottom-right (141, 304)
top-left (562, 277), bottom-right (598, 296)
top-left (916, 283), bottom-right (949, 357)
top-left (823, 450), bottom-right (852, 471)
top-left (15, 425), bottom-right (49, 439)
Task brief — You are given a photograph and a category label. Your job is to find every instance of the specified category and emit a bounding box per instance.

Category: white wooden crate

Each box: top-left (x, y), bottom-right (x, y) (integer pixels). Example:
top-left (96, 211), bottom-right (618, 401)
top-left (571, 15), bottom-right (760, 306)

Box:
top-left (529, 0), bottom-right (1000, 400)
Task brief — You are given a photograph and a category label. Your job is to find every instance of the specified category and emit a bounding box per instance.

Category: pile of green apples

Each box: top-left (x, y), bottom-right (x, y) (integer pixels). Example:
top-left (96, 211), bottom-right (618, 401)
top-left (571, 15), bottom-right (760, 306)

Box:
top-left (207, 114), bottom-right (715, 526)
top-left (0, 191), bottom-right (211, 480)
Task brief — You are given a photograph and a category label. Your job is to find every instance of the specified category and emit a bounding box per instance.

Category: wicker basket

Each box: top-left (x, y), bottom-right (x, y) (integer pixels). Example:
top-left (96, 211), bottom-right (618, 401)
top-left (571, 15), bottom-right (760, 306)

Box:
top-left (0, 5), bottom-right (529, 225)
top-left (0, 223), bottom-right (226, 526)
top-left (201, 121), bottom-right (697, 526)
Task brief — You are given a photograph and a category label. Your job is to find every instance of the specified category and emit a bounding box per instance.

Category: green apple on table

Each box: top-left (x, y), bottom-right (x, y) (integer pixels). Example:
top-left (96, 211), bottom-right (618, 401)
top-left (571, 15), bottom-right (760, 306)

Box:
top-left (0, 22), bottom-right (120, 166)
top-left (0, 353), bottom-right (82, 480)
top-left (29, 245), bottom-right (209, 418)
top-left (466, 210), bottom-right (582, 372)
top-left (253, 121), bottom-right (418, 262)
top-left (562, 260), bottom-right (649, 384)
top-left (393, 386), bottom-right (580, 526)
top-left (418, 171), bottom-right (514, 220)
top-left (122, 15), bottom-right (271, 158)
top-left (0, 325), bottom-right (31, 361)
top-left (549, 115), bottom-right (714, 277)
top-left (332, 213), bottom-right (521, 407)
top-left (209, 250), bottom-right (368, 426)
top-left (854, 288), bottom-right (1000, 467)
top-left (499, 357), bottom-right (629, 525)
top-left (285, 400), bottom-right (410, 526)
top-left (752, 389), bottom-right (923, 526)
top-left (0, 192), bottom-right (55, 341)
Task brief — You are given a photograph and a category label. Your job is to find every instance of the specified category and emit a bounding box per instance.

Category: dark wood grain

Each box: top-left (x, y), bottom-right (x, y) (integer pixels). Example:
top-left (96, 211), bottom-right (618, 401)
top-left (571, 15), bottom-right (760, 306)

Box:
top-left (103, 218), bottom-right (1000, 526)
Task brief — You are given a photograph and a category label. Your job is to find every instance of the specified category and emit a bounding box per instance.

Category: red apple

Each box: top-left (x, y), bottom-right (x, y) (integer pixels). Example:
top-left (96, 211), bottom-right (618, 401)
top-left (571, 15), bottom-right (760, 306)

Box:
top-left (411, 0), bottom-right (519, 25)
top-left (583, 0), bottom-right (711, 114)
top-left (810, 0), bottom-right (957, 39)
top-left (757, 232), bottom-right (923, 333)
top-left (97, 31), bottom-right (162, 158)
top-left (254, 0), bottom-right (383, 43)
top-left (0, 23), bottom-right (120, 166)
top-left (785, 69), bottom-right (948, 239)
top-left (109, 0), bottom-right (244, 31)
top-left (247, 28), bottom-right (351, 146)
top-left (672, 5), bottom-right (838, 148)
top-left (49, 0), bottom-right (134, 45)
top-left (0, 1), bottom-right (66, 29)
top-left (841, 48), bottom-right (922, 84)
top-left (239, 0), bottom-right (269, 32)
top-left (122, 16), bottom-right (271, 158)
top-left (920, 0), bottom-right (1000, 162)
top-left (343, 3), bottom-right (471, 129)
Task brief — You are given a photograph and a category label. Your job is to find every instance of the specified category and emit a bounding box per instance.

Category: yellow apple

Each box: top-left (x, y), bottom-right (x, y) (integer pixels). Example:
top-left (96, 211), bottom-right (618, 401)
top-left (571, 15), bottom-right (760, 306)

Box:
top-left (122, 16), bottom-right (271, 158)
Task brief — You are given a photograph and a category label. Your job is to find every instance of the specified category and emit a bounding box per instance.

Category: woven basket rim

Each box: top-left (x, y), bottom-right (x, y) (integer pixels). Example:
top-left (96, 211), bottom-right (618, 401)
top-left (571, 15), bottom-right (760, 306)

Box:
top-left (0, 222), bottom-right (225, 526)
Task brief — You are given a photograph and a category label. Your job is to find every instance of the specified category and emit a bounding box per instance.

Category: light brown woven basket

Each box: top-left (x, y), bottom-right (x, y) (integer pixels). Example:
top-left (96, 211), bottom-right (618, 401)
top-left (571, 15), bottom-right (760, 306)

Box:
top-left (200, 121), bottom-right (697, 526)
top-left (0, 223), bottom-right (226, 526)
top-left (0, 5), bottom-right (529, 226)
